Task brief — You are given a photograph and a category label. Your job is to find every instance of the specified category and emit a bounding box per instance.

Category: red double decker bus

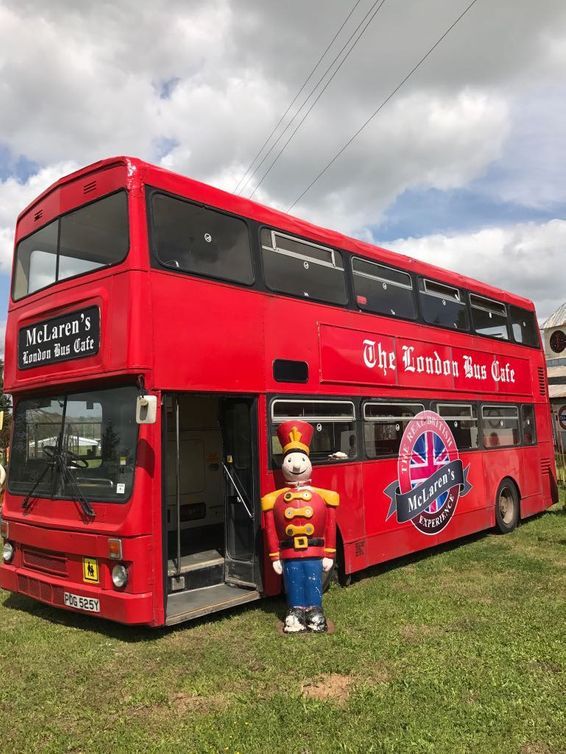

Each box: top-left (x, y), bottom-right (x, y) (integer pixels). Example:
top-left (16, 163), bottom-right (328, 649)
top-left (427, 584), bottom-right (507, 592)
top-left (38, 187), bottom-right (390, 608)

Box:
top-left (0, 157), bottom-right (557, 626)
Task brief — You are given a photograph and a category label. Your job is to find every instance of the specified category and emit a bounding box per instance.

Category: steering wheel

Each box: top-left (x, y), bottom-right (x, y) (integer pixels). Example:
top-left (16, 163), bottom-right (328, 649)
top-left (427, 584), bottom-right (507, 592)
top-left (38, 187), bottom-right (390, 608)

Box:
top-left (41, 445), bottom-right (89, 468)
top-left (42, 445), bottom-right (58, 459)
top-left (63, 449), bottom-right (89, 469)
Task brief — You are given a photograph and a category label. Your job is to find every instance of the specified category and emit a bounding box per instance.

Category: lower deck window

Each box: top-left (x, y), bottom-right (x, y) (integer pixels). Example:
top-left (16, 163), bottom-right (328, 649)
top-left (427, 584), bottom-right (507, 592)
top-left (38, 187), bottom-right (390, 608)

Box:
top-left (364, 402), bottom-right (425, 458)
top-left (481, 405), bottom-right (520, 447)
top-left (271, 399), bottom-right (356, 464)
top-left (436, 403), bottom-right (479, 449)
top-left (521, 404), bottom-right (537, 445)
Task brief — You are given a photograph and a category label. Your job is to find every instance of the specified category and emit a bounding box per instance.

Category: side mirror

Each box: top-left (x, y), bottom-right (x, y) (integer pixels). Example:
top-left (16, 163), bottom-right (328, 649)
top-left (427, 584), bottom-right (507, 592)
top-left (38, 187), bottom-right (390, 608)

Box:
top-left (136, 395), bottom-right (157, 424)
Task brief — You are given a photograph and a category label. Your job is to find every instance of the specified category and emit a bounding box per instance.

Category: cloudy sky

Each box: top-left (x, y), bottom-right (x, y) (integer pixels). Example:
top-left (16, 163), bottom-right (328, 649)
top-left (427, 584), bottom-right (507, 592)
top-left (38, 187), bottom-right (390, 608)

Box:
top-left (0, 0), bottom-right (565, 351)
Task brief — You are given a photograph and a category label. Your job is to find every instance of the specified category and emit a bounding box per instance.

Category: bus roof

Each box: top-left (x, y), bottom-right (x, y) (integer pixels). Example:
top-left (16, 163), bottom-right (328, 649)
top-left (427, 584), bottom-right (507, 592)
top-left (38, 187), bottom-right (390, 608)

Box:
top-left (16, 155), bottom-right (535, 312)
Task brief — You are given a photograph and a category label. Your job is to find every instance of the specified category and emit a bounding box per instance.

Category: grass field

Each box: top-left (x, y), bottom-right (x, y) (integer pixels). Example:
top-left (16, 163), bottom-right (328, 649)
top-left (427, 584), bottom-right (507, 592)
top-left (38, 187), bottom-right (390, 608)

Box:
top-left (1, 495), bottom-right (565, 754)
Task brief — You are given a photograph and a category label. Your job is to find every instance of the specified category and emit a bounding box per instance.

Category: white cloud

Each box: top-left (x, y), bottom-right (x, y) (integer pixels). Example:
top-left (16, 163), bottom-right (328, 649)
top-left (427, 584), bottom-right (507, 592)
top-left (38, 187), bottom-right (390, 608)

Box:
top-left (0, 162), bottom-right (78, 272)
top-left (387, 219), bottom-right (566, 321)
top-left (0, 0), bottom-right (564, 330)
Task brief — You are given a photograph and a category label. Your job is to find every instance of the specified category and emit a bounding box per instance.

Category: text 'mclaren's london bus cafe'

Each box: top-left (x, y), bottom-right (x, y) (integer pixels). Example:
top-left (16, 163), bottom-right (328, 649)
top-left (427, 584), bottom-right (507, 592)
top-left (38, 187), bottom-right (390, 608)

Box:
top-left (0, 157), bottom-right (558, 626)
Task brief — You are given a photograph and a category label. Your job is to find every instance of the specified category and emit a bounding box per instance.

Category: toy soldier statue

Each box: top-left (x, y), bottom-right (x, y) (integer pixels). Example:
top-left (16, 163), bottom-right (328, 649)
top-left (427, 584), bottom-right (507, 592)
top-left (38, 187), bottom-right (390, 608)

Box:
top-left (261, 420), bottom-right (339, 633)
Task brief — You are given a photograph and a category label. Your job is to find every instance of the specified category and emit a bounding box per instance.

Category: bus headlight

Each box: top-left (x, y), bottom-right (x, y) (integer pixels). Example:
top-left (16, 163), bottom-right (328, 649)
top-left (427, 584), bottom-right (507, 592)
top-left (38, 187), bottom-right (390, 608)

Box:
top-left (2, 541), bottom-right (14, 563)
top-left (112, 564), bottom-right (128, 588)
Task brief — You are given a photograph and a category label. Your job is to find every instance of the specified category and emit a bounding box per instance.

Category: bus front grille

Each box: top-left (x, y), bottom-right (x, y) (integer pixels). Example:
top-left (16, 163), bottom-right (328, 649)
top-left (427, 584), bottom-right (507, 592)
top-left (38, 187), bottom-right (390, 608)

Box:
top-left (22, 547), bottom-right (68, 577)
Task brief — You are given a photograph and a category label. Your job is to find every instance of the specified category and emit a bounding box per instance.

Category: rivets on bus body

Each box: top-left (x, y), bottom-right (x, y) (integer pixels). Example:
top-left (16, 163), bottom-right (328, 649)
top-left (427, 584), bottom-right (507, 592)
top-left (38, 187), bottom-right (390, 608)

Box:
top-left (108, 538), bottom-right (123, 560)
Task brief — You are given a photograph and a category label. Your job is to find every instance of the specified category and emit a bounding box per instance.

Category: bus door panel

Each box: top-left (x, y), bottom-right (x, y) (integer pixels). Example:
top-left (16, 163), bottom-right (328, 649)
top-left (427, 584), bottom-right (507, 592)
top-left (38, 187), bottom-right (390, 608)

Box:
top-left (165, 430), bottom-right (224, 532)
top-left (220, 398), bottom-right (258, 589)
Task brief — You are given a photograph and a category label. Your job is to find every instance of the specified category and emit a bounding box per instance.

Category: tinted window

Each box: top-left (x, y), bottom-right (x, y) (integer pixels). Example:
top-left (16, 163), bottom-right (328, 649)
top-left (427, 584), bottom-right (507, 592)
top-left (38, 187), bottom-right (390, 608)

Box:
top-left (363, 402), bottom-right (424, 458)
top-left (271, 400), bottom-right (355, 464)
top-left (261, 228), bottom-right (347, 305)
top-left (419, 279), bottom-right (469, 330)
top-left (152, 194), bottom-right (254, 285)
top-left (273, 359), bottom-right (309, 383)
top-left (521, 405), bottom-right (537, 445)
top-left (481, 405), bottom-right (520, 448)
top-left (436, 403), bottom-right (479, 449)
top-left (14, 192), bottom-right (128, 300)
top-left (509, 306), bottom-right (540, 347)
top-left (352, 257), bottom-right (416, 319)
top-left (471, 295), bottom-right (509, 340)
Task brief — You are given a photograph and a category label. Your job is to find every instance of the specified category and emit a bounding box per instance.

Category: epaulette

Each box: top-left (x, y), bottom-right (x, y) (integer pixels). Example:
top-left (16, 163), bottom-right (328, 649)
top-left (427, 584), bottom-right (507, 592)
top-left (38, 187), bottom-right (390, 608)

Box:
top-left (311, 487), bottom-right (340, 507)
top-left (261, 488), bottom-right (289, 511)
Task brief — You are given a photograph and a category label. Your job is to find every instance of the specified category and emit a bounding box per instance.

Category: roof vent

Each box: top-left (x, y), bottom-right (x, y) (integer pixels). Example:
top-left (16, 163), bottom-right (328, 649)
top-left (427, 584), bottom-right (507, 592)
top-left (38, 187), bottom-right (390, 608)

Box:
top-left (33, 209), bottom-right (43, 222)
top-left (83, 180), bottom-right (97, 195)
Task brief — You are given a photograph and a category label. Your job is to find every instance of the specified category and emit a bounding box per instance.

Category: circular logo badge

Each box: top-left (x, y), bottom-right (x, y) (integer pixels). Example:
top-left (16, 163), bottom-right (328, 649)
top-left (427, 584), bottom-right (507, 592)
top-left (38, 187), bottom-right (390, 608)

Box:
top-left (398, 410), bottom-right (461, 535)
top-left (550, 330), bottom-right (566, 354)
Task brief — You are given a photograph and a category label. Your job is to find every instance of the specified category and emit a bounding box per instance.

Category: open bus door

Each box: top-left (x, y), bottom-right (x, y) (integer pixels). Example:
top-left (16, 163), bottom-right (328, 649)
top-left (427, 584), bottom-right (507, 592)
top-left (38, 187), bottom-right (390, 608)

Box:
top-left (164, 393), bottom-right (260, 625)
top-left (220, 397), bottom-right (259, 589)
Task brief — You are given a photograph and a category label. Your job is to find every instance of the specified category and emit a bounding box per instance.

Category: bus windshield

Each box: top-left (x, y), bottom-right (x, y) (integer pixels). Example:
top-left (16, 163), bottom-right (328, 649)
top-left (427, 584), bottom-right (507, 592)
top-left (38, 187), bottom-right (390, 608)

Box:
top-left (13, 191), bottom-right (129, 300)
top-left (9, 386), bottom-right (138, 503)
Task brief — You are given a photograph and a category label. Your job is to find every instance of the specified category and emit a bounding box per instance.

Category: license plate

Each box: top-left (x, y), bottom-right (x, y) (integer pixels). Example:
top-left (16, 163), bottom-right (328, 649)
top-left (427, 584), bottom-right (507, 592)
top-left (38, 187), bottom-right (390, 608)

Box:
top-left (63, 592), bottom-right (100, 613)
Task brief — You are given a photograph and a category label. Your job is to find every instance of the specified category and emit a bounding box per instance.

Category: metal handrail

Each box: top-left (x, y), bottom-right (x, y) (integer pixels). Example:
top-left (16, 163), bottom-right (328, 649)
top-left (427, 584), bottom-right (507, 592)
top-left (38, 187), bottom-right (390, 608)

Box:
top-left (222, 462), bottom-right (253, 520)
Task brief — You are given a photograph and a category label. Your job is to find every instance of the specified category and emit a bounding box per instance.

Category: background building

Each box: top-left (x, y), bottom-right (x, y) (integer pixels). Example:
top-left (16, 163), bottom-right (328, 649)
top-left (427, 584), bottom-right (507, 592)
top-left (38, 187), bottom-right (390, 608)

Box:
top-left (542, 303), bottom-right (566, 453)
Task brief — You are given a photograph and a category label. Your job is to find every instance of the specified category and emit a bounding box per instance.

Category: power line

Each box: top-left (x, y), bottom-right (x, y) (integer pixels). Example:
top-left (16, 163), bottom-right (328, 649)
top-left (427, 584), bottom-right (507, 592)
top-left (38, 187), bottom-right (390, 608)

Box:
top-left (287, 0), bottom-right (481, 212)
top-left (233, 0), bottom-right (364, 195)
top-left (244, 0), bottom-right (389, 199)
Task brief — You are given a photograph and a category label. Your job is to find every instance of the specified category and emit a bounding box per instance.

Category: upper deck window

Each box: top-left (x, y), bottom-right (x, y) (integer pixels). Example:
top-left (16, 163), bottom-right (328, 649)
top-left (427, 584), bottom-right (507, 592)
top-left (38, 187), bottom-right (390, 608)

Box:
top-left (509, 306), bottom-right (539, 347)
top-left (352, 257), bottom-right (417, 319)
top-left (151, 194), bottom-right (254, 285)
top-left (13, 192), bottom-right (129, 301)
top-left (261, 228), bottom-right (348, 305)
top-left (419, 279), bottom-right (469, 331)
top-left (470, 294), bottom-right (509, 340)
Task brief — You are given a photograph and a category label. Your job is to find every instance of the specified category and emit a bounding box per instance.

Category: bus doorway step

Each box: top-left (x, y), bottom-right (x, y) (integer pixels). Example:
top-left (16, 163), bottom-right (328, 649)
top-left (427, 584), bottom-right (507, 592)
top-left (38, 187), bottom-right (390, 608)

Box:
top-left (167, 549), bottom-right (224, 592)
top-left (166, 583), bottom-right (260, 626)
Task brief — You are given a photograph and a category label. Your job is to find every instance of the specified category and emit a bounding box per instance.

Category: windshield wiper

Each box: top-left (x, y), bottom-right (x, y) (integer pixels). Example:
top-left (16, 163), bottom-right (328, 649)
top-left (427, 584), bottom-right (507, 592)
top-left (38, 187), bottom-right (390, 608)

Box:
top-left (22, 460), bottom-right (55, 512)
top-left (57, 451), bottom-right (96, 520)
top-left (21, 448), bottom-right (95, 520)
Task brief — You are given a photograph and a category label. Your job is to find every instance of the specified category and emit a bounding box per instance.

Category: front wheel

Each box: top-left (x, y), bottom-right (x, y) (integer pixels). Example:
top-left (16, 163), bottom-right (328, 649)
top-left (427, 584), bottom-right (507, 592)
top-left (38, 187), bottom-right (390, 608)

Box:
top-left (495, 479), bottom-right (519, 534)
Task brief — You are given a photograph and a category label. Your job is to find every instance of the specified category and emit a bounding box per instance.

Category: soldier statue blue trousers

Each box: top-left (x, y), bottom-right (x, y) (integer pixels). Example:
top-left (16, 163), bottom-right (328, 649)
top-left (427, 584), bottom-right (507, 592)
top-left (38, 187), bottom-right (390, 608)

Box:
top-left (282, 558), bottom-right (323, 608)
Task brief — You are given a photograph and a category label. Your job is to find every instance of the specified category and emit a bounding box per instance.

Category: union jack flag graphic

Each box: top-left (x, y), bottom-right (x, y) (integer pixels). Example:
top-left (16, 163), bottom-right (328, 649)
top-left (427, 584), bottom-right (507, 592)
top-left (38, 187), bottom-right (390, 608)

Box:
top-left (409, 431), bottom-right (451, 513)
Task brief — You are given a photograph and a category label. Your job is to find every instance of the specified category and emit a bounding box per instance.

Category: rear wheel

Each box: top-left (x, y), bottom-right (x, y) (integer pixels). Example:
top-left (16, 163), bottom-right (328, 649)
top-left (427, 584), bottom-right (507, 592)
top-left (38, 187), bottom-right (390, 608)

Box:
top-left (322, 536), bottom-right (350, 591)
top-left (495, 479), bottom-right (519, 534)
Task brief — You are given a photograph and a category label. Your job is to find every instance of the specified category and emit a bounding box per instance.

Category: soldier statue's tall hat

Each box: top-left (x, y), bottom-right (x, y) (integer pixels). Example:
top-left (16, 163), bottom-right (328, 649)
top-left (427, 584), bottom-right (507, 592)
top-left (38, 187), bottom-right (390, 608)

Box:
top-left (277, 420), bottom-right (314, 456)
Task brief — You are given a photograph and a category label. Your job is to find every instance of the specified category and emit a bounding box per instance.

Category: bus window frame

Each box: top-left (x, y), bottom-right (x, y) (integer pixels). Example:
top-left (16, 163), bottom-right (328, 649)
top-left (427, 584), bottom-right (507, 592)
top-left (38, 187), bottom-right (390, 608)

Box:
top-left (417, 277), bottom-right (471, 332)
top-left (362, 398), bottom-right (428, 460)
top-left (470, 293), bottom-right (510, 341)
top-left (268, 395), bottom-right (359, 468)
top-left (351, 256), bottom-right (419, 321)
top-left (146, 187), bottom-right (257, 288)
top-left (480, 403), bottom-right (521, 449)
top-left (520, 403), bottom-right (537, 446)
top-left (12, 189), bottom-right (130, 303)
top-left (433, 401), bottom-right (481, 452)
top-left (259, 225), bottom-right (349, 307)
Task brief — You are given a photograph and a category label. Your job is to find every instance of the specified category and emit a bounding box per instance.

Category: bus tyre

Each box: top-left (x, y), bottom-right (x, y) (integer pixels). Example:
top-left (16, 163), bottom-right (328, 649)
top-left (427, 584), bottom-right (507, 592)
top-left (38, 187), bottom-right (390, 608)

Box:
top-left (495, 479), bottom-right (519, 534)
top-left (322, 544), bottom-right (350, 591)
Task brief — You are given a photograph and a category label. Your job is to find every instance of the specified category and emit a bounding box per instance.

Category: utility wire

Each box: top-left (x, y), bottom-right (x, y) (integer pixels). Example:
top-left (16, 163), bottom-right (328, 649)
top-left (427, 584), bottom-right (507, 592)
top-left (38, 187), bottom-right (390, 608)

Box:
top-left (244, 0), bottom-right (389, 199)
top-left (233, 0), bottom-right (364, 195)
top-left (287, 0), bottom-right (480, 212)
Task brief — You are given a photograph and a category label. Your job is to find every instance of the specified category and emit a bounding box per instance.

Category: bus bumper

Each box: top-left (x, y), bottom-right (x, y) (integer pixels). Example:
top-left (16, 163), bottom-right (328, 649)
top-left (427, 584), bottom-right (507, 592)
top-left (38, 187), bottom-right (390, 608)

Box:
top-left (0, 563), bottom-right (154, 625)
